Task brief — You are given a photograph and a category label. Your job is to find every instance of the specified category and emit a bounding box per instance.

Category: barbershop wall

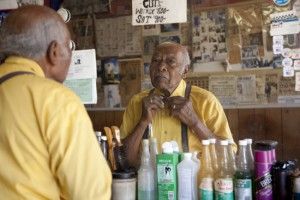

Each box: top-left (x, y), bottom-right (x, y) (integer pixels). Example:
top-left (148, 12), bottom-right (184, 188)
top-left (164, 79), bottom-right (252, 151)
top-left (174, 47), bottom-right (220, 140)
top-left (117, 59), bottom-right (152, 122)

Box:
top-left (61, 0), bottom-right (300, 161)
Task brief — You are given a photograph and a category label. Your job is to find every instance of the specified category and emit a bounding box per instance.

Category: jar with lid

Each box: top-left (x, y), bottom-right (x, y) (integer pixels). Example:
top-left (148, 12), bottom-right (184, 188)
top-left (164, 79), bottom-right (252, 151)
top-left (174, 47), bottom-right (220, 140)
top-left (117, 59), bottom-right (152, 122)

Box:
top-left (112, 171), bottom-right (136, 200)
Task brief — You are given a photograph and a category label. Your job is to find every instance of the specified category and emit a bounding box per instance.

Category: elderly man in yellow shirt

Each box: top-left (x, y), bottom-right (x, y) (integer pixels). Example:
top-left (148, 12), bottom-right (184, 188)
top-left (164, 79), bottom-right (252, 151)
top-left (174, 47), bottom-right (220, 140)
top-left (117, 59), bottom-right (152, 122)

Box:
top-left (121, 42), bottom-right (235, 167)
top-left (0, 5), bottom-right (111, 199)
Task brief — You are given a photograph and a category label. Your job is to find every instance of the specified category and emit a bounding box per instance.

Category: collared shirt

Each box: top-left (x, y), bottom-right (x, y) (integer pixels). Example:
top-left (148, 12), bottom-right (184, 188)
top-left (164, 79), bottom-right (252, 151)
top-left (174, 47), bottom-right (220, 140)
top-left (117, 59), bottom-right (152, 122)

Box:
top-left (0, 56), bottom-right (111, 199)
top-left (120, 79), bottom-right (235, 153)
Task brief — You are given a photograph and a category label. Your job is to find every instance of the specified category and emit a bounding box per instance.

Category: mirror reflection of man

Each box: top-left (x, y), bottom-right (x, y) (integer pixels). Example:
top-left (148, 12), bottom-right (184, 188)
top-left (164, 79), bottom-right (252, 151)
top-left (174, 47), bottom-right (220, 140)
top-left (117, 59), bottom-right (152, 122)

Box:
top-left (120, 42), bottom-right (236, 167)
top-left (0, 5), bottom-right (111, 199)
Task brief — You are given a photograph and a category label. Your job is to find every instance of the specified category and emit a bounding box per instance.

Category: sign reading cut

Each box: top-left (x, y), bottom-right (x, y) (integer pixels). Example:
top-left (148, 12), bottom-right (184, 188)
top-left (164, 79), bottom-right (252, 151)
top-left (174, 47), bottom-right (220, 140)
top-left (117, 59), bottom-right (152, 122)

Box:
top-left (132, 0), bottom-right (187, 25)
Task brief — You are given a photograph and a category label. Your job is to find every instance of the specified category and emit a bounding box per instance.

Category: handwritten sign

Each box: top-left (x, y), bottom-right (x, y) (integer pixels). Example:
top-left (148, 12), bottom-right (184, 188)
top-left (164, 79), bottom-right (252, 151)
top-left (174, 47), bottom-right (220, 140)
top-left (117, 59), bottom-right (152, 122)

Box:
top-left (132, 0), bottom-right (187, 25)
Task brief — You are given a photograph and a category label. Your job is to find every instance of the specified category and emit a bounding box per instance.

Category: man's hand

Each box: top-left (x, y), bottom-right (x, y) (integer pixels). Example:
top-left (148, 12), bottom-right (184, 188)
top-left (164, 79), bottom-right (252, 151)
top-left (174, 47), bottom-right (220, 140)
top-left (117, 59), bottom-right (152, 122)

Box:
top-left (166, 96), bottom-right (199, 128)
top-left (141, 94), bottom-right (165, 124)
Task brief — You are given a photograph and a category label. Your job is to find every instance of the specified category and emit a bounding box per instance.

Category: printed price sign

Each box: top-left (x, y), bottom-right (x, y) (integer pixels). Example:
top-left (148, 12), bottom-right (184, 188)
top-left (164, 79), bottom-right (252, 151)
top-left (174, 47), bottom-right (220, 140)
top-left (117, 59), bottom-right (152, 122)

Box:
top-left (132, 0), bottom-right (187, 25)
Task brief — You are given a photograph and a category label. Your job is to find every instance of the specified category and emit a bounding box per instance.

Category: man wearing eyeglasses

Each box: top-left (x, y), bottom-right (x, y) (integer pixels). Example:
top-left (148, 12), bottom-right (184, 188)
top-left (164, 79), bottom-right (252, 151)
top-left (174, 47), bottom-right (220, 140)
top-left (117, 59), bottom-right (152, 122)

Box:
top-left (121, 42), bottom-right (235, 167)
top-left (0, 5), bottom-right (111, 199)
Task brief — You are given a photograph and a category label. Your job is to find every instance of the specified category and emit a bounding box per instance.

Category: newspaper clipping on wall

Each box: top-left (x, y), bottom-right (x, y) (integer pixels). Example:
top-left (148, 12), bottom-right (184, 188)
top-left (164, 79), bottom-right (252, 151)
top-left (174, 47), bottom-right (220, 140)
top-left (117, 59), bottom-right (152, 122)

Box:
top-left (209, 75), bottom-right (237, 105)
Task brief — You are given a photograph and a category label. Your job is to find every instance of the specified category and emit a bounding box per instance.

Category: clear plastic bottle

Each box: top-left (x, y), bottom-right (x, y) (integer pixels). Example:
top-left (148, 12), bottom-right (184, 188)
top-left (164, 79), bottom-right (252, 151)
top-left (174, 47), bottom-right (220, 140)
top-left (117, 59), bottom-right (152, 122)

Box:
top-left (234, 140), bottom-right (252, 200)
top-left (138, 139), bottom-right (155, 200)
top-left (227, 139), bottom-right (236, 175)
top-left (245, 138), bottom-right (254, 174)
top-left (198, 140), bottom-right (214, 200)
top-left (209, 138), bottom-right (219, 174)
top-left (177, 152), bottom-right (198, 200)
top-left (95, 131), bottom-right (102, 147)
top-left (150, 137), bottom-right (158, 199)
top-left (214, 140), bottom-right (234, 200)
top-left (101, 135), bottom-right (108, 161)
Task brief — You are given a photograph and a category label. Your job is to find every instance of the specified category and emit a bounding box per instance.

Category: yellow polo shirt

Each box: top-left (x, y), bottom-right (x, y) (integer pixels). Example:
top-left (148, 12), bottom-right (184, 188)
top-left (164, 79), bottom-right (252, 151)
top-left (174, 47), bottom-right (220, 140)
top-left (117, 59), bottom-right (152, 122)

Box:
top-left (0, 56), bottom-right (111, 199)
top-left (120, 79), bottom-right (235, 153)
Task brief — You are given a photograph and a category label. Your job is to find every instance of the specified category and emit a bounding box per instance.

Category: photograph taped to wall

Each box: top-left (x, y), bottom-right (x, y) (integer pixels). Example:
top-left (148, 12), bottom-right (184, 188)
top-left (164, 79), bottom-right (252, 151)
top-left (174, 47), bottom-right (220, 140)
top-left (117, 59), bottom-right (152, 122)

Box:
top-left (143, 36), bottom-right (159, 55)
top-left (227, 4), bottom-right (264, 64)
top-left (237, 75), bottom-right (256, 104)
top-left (256, 74), bottom-right (268, 104)
top-left (241, 45), bottom-right (260, 68)
top-left (278, 76), bottom-right (300, 96)
top-left (160, 23), bottom-right (180, 33)
top-left (180, 22), bottom-right (191, 46)
top-left (265, 73), bottom-right (278, 103)
top-left (283, 34), bottom-right (300, 48)
top-left (159, 35), bottom-right (181, 44)
top-left (192, 8), bottom-right (227, 63)
top-left (142, 24), bottom-right (160, 36)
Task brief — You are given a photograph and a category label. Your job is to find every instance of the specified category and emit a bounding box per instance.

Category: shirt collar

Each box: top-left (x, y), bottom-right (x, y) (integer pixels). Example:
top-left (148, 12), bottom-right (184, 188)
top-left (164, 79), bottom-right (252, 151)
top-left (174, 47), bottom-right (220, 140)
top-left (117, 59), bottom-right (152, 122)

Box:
top-left (1, 56), bottom-right (45, 77)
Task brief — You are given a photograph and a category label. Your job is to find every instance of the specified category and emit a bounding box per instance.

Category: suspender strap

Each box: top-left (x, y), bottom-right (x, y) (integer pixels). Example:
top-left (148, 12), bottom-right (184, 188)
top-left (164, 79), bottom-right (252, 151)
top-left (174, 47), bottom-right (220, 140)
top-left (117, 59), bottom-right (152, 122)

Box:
top-left (0, 71), bottom-right (34, 84)
top-left (181, 82), bottom-right (192, 152)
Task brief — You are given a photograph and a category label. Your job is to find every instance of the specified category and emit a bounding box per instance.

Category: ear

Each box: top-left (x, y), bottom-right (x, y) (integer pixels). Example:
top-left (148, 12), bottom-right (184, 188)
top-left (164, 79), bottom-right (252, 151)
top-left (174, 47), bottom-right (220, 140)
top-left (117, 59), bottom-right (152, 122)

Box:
top-left (47, 41), bottom-right (61, 66)
top-left (183, 65), bottom-right (189, 75)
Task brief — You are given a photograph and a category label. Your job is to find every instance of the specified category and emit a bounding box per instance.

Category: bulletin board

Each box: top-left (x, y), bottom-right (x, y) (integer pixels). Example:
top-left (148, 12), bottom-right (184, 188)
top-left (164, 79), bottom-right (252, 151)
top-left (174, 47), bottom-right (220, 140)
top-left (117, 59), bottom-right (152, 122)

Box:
top-left (65, 0), bottom-right (300, 109)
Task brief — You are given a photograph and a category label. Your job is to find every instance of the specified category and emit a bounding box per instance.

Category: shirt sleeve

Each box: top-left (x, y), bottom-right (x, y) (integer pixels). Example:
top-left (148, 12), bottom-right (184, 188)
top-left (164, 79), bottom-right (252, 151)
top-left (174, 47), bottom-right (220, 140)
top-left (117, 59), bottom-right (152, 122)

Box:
top-left (195, 92), bottom-right (237, 152)
top-left (45, 97), bottom-right (112, 200)
top-left (120, 94), bottom-right (143, 139)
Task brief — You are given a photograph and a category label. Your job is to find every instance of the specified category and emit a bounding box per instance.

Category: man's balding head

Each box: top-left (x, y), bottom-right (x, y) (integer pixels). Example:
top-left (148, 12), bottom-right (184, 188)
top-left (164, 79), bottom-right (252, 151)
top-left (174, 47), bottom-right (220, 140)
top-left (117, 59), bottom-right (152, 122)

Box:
top-left (0, 5), bottom-right (72, 82)
top-left (0, 5), bottom-right (69, 60)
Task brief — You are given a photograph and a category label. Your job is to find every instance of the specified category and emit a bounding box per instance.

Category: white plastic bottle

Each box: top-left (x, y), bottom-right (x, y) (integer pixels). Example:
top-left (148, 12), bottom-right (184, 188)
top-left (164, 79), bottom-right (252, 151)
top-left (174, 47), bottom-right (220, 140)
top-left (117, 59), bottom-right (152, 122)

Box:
top-left (177, 152), bottom-right (198, 200)
top-left (138, 139), bottom-right (155, 200)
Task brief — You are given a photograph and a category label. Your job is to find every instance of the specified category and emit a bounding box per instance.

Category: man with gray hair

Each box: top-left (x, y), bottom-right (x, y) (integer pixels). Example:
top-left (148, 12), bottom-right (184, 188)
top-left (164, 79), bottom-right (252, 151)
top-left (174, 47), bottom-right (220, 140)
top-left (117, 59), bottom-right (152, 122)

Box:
top-left (120, 42), bottom-right (235, 167)
top-left (0, 5), bottom-right (111, 199)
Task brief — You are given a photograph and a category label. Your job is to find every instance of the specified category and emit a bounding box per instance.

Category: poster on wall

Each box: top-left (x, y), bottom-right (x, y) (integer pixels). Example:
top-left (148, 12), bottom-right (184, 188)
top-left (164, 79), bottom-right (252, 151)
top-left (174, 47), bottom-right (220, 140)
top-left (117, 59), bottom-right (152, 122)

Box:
top-left (132, 0), bottom-right (187, 25)
top-left (236, 75), bottom-right (257, 104)
top-left (209, 75), bottom-right (237, 105)
top-left (64, 49), bottom-right (97, 104)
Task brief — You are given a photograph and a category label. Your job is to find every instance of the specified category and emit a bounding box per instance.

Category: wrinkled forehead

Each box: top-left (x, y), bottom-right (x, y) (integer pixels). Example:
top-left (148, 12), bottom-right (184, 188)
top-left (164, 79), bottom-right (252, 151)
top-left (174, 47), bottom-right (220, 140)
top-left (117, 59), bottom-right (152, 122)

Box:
top-left (152, 45), bottom-right (184, 59)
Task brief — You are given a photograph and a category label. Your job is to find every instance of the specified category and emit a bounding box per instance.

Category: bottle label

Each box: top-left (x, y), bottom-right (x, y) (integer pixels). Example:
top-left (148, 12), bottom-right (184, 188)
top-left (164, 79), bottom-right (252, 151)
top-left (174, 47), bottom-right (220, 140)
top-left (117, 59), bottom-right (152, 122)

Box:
top-left (234, 179), bottom-right (252, 200)
top-left (157, 164), bottom-right (174, 183)
top-left (199, 178), bottom-right (213, 200)
top-left (255, 172), bottom-right (272, 192)
top-left (214, 178), bottom-right (234, 200)
top-left (178, 168), bottom-right (192, 199)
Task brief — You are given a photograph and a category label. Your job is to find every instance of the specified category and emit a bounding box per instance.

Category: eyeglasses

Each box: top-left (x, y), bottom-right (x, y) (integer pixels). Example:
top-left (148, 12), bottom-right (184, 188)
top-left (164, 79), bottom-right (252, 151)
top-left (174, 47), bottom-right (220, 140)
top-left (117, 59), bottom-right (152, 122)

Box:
top-left (69, 40), bottom-right (76, 51)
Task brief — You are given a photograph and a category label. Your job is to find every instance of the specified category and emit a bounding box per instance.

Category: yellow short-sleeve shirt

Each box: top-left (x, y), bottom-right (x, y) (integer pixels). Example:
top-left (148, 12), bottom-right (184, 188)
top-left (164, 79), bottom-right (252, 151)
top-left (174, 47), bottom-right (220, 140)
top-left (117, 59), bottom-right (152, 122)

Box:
top-left (120, 80), bottom-right (236, 154)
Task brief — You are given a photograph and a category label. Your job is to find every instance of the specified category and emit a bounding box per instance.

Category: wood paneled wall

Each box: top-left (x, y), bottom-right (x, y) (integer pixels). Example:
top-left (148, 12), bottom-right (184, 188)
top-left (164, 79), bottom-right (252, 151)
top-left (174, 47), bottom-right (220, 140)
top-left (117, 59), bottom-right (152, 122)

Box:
top-left (88, 108), bottom-right (300, 162)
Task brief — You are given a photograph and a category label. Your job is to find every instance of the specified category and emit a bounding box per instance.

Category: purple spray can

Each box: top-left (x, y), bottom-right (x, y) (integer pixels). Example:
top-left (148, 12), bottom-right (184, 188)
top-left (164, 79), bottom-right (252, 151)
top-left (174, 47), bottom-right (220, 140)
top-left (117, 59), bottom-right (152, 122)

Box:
top-left (253, 140), bottom-right (278, 200)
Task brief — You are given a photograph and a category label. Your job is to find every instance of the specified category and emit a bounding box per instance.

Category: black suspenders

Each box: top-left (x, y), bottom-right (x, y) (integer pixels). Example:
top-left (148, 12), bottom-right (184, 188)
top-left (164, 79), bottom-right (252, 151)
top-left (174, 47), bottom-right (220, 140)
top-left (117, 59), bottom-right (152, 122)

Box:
top-left (0, 71), bottom-right (34, 84)
top-left (144, 83), bottom-right (192, 152)
top-left (181, 83), bottom-right (191, 152)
